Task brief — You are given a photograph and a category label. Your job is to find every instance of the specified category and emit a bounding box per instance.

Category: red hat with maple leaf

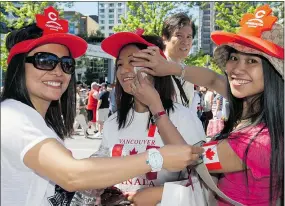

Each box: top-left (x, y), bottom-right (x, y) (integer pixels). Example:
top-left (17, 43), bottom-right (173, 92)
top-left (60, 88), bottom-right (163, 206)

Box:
top-left (101, 28), bottom-right (166, 58)
top-left (211, 4), bottom-right (284, 78)
top-left (7, 6), bottom-right (87, 63)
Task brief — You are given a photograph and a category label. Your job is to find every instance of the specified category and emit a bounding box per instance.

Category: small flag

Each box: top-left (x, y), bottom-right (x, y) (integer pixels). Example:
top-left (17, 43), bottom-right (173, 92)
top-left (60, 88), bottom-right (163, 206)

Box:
top-left (202, 141), bottom-right (222, 170)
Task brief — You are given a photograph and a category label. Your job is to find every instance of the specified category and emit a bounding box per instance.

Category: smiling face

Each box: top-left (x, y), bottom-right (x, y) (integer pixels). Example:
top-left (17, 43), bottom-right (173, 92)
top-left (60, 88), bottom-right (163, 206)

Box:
top-left (116, 44), bottom-right (153, 94)
top-left (226, 51), bottom-right (264, 99)
top-left (163, 25), bottom-right (193, 61)
top-left (25, 43), bottom-right (72, 104)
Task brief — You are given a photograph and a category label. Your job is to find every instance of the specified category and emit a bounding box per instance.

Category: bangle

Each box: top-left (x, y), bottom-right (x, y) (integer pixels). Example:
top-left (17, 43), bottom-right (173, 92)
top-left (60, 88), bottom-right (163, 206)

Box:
top-left (151, 111), bottom-right (166, 124)
top-left (179, 63), bottom-right (186, 79)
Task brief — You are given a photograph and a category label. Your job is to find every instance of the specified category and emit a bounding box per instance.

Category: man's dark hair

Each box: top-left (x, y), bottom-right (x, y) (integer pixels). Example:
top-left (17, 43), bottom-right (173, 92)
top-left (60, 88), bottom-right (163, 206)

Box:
top-left (162, 13), bottom-right (196, 40)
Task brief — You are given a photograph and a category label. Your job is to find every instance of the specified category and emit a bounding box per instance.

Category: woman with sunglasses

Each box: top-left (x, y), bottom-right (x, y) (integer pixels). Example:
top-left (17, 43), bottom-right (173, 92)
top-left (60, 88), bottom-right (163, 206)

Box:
top-left (129, 4), bottom-right (283, 205)
top-left (1, 7), bottom-right (204, 206)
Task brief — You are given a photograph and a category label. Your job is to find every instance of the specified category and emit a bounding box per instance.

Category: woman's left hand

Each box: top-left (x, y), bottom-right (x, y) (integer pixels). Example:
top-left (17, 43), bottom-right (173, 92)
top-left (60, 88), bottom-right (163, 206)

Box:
top-left (128, 187), bottom-right (163, 206)
top-left (131, 70), bottom-right (164, 113)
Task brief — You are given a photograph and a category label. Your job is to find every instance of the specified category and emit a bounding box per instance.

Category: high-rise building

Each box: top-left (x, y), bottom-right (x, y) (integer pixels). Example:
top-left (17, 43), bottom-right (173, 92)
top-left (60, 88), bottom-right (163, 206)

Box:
top-left (98, 2), bottom-right (127, 37)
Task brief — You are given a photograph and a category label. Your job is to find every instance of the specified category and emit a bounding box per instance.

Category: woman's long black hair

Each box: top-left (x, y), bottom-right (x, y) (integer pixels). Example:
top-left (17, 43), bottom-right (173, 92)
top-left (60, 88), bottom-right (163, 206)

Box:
top-left (1, 23), bottom-right (76, 140)
top-left (115, 35), bottom-right (175, 129)
top-left (217, 47), bottom-right (284, 204)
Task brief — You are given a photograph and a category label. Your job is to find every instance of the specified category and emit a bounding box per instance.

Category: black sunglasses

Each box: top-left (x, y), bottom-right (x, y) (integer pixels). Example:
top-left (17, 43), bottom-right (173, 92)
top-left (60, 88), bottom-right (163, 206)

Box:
top-left (25, 52), bottom-right (76, 74)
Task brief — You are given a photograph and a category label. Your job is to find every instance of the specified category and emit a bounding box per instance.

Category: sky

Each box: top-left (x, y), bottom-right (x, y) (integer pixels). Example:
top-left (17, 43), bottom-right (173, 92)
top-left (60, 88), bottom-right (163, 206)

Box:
top-left (64, 2), bottom-right (99, 16)
top-left (64, 2), bottom-right (199, 21)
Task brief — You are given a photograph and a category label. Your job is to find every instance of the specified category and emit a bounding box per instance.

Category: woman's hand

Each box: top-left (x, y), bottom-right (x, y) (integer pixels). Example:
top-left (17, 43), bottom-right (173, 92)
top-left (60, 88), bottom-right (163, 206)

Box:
top-left (130, 70), bottom-right (164, 114)
top-left (128, 187), bottom-right (163, 206)
top-left (159, 144), bottom-right (204, 172)
top-left (131, 46), bottom-right (181, 77)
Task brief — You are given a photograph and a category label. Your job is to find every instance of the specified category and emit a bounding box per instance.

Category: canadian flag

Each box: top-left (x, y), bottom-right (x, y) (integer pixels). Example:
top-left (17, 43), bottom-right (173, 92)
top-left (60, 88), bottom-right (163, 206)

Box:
top-left (202, 141), bottom-right (222, 170)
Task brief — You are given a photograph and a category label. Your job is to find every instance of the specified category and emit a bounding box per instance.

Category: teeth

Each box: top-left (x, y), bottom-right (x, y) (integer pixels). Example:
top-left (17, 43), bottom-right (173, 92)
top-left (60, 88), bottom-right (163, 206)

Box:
top-left (123, 77), bottom-right (134, 82)
top-left (181, 48), bottom-right (187, 51)
top-left (43, 81), bottom-right (61, 87)
top-left (232, 79), bottom-right (251, 85)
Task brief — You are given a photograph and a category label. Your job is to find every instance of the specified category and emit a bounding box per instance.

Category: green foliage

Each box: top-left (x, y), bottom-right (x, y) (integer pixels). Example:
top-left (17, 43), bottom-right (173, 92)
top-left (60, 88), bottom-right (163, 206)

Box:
top-left (184, 50), bottom-right (224, 75)
top-left (78, 30), bottom-right (105, 44)
top-left (0, 2), bottom-right (73, 71)
top-left (214, 2), bottom-right (284, 33)
top-left (114, 2), bottom-right (183, 35)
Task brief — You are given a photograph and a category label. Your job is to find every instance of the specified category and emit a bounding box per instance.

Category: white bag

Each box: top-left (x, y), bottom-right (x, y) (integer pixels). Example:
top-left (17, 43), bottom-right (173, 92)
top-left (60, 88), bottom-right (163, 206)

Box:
top-left (160, 179), bottom-right (200, 206)
top-left (161, 163), bottom-right (244, 206)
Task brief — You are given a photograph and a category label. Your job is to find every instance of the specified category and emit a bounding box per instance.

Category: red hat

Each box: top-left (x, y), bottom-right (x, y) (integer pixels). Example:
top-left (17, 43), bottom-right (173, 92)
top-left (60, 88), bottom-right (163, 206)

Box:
top-left (101, 28), bottom-right (166, 58)
top-left (7, 6), bottom-right (87, 63)
top-left (211, 4), bottom-right (284, 78)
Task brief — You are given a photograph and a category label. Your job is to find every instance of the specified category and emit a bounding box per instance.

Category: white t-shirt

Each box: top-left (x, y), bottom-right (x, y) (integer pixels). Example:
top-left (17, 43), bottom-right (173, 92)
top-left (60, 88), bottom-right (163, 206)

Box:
top-left (171, 77), bottom-right (194, 107)
top-left (100, 103), bottom-right (206, 194)
top-left (1, 99), bottom-right (74, 206)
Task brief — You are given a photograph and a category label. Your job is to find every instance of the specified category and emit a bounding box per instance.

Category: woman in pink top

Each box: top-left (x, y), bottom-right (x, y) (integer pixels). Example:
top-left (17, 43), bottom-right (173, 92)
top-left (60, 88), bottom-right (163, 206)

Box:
top-left (128, 4), bottom-right (283, 206)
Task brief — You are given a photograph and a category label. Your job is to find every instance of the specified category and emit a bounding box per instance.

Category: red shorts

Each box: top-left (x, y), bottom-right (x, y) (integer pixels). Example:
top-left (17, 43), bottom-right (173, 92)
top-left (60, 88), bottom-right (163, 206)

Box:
top-left (92, 108), bottom-right (97, 123)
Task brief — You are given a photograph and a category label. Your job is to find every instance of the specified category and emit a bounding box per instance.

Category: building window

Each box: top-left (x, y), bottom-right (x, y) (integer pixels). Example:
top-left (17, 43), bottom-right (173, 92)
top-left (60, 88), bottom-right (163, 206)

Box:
top-left (203, 22), bottom-right (210, 27)
top-left (118, 19), bottom-right (122, 23)
top-left (99, 9), bottom-right (105, 13)
top-left (109, 20), bottom-right (114, 24)
top-left (100, 14), bottom-right (105, 19)
top-left (118, 3), bottom-right (122, 7)
top-left (100, 3), bottom-right (104, 8)
top-left (109, 26), bottom-right (113, 30)
top-left (109, 9), bottom-right (114, 13)
top-left (100, 26), bottom-right (105, 30)
top-left (109, 14), bottom-right (114, 18)
top-left (118, 9), bottom-right (122, 13)
top-left (100, 20), bottom-right (105, 24)
top-left (204, 10), bottom-right (210, 15)
top-left (109, 3), bottom-right (114, 7)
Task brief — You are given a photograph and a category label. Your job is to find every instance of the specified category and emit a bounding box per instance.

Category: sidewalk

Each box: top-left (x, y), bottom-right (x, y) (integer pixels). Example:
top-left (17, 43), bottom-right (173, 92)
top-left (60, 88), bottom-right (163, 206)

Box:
top-left (65, 130), bottom-right (102, 159)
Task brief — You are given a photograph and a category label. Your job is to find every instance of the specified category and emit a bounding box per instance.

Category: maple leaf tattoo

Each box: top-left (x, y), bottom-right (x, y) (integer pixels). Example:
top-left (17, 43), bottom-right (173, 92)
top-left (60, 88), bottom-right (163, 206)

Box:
top-left (205, 148), bottom-right (215, 160)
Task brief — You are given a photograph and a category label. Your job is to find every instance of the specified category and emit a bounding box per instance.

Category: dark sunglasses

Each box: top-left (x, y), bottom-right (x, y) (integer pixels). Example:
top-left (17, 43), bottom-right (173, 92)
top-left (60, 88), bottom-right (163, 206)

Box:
top-left (25, 52), bottom-right (76, 74)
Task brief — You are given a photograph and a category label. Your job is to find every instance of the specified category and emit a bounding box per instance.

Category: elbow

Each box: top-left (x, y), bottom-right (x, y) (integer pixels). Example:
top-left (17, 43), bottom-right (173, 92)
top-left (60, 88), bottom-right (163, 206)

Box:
top-left (59, 169), bottom-right (83, 192)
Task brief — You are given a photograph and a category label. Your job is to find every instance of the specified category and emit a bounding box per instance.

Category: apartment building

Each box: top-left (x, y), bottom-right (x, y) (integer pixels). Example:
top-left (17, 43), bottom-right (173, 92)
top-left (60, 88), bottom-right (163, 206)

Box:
top-left (98, 2), bottom-right (127, 37)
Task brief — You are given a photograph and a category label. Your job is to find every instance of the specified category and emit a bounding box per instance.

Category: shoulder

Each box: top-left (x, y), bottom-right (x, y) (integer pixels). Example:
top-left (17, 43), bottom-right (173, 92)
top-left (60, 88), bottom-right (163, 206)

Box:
top-left (1, 99), bottom-right (44, 124)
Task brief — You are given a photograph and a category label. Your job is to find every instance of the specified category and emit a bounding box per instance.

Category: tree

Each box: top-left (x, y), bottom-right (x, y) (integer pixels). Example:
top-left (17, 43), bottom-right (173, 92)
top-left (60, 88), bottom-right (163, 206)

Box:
top-left (0, 2), bottom-right (73, 71)
top-left (113, 2), bottom-right (197, 35)
top-left (214, 2), bottom-right (284, 33)
top-left (77, 30), bottom-right (105, 44)
top-left (184, 50), bottom-right (224, 75)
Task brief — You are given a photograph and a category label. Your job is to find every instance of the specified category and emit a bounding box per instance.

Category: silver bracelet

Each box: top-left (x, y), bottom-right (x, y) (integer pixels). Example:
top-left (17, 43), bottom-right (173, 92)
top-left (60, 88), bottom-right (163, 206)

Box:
top-left (180, 63), bottom-right (186, 79)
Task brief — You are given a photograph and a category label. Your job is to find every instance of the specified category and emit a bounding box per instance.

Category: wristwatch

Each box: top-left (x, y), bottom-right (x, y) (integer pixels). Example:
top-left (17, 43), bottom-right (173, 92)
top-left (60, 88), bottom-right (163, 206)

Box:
top-left (146, 148), bottom-right (163, 172)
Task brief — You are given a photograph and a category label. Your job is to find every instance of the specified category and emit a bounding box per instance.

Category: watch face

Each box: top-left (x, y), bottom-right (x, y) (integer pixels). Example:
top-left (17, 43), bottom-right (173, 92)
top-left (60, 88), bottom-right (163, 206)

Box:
top-left (149, 153), bottom-right (163, 169)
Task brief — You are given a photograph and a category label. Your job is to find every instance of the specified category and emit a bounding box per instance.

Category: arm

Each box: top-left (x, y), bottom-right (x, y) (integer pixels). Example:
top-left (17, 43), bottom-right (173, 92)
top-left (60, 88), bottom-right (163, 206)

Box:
top-left (97, 100), bottom-right (102, 110)
top-left (128, 186), bottom-right (163, 206)
top-left (23, 138), bottom-right (203, 192)
top-left (132, 46), bottom-right (228, 98)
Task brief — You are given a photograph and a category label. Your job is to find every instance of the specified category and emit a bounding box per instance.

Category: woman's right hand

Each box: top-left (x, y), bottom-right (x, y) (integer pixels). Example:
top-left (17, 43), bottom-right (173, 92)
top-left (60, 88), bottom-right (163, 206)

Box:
top-left (158, 144), bottom-right (204, 172)
top-left (132, 46), bottom-right (182, 77)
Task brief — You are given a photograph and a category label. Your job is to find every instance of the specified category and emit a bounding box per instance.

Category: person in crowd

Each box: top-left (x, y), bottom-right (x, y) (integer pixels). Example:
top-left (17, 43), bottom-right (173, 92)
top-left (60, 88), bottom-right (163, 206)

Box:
top-left (212, 92), bottom-right (223, 120)
top-left (201, 87), bottom-right (214, 131)
top-left (72, 30), bottom-right (206, 205)
top-left (96, 82), bottom-right (110, 137)
top-left (162, 13), bottom-right (196, 107)
top-left (108, 82), bottom-right (117, 117)
top-left (73, 86), bottom-right (89, 138)
top-left (86, 82), bottom-right (100, 133)
top-left (190, 84), bottom-right (201, 115)
top-left (0, 7), bottom-right (204, 205)
top-left (130, 4), bottom-right (284, 205)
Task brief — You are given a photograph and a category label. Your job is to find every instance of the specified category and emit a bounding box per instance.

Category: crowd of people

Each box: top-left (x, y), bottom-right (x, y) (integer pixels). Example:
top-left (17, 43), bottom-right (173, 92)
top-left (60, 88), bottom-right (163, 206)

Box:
top-left (73, 81), bottom-right (116, 138)
top-left (1, 4), bottom-right (284, 206)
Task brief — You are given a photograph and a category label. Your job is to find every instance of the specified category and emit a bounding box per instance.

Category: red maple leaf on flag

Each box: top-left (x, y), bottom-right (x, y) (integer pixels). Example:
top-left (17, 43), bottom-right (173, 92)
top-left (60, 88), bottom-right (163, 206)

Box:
top-left (205, 148), bottom-right (215, 160)
top-left (129, 147), bottom-right (138, 155)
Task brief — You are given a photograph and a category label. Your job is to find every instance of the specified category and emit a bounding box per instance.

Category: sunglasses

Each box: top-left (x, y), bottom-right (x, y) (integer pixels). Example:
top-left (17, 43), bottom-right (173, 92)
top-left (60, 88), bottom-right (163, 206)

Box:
top-left (25, 52), bottom-right (76, 74)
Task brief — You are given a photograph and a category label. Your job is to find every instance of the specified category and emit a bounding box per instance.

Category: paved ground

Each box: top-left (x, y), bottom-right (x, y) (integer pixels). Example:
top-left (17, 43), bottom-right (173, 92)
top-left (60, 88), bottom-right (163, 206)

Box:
top-left (65, 129), bottom-right (102, 159)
